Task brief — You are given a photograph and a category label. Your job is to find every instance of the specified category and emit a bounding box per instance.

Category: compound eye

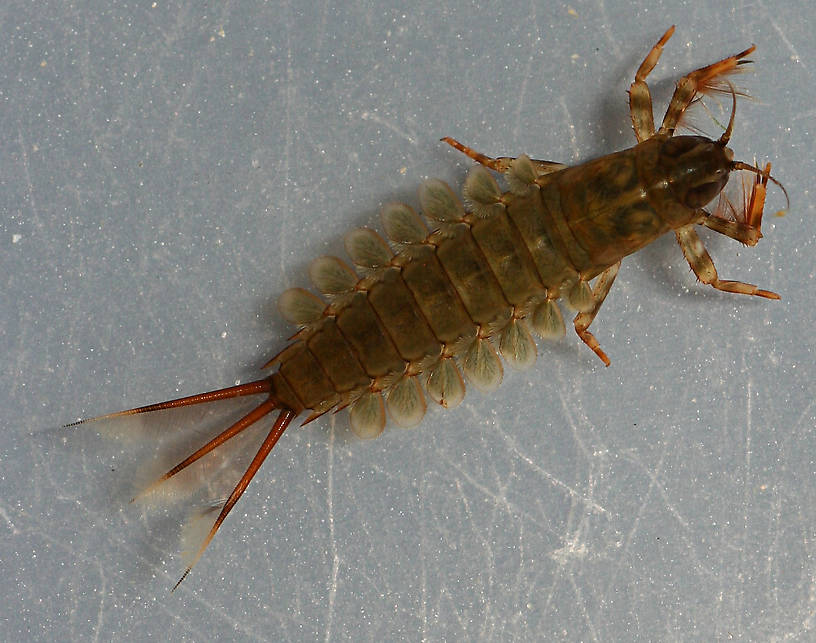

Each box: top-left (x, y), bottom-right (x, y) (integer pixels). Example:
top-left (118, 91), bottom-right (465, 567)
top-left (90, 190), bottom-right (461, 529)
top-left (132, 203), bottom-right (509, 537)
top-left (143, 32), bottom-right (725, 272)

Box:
top-left (664, 136), bottom-right (700, 157)
top-left (685, 181), bottom-right (724, 208)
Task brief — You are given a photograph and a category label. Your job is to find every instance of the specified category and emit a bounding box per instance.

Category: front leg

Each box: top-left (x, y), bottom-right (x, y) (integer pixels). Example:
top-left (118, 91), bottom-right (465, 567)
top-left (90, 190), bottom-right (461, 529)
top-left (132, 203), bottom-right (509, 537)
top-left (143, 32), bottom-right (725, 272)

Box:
top-left (674, 226), bottom-right (779, 299)
top-left (700, 162), bottom-right (772, 247)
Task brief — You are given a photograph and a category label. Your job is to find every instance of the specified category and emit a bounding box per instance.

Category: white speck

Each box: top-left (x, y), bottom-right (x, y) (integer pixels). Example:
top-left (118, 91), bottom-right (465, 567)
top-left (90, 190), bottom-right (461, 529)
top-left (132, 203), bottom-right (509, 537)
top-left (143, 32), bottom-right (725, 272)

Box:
top-left (12, 234), bottom-right (22, 243)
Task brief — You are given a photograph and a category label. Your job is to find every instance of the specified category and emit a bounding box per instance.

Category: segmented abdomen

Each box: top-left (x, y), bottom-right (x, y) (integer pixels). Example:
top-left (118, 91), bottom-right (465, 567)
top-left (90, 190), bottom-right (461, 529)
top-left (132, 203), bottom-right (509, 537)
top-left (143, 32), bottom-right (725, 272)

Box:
top-left (269, 155), bottom-right (618, 438)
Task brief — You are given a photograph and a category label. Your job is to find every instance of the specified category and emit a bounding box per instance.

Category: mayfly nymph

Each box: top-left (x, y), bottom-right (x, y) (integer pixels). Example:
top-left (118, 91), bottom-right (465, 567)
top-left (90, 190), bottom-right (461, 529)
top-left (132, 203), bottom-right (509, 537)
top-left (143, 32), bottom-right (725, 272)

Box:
top-left (69, 27), bottom-right (786, 589)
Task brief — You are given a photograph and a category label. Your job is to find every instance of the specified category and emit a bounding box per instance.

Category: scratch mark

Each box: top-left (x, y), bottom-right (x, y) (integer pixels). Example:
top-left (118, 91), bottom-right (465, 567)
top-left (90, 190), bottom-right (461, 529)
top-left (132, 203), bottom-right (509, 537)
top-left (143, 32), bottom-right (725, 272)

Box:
top-left (619, 446), bottom-right (667, 560)
top-left (92, 559), bottom-right (106, 643)
top-left (549, 533), bottom-right (588, 564)
top-left (552, 384), bottom-right (608, 517)
top-left (0, 505), bottom-right (19, 535)
top-left (559, 96), bottom-right (580, 161)
top-left (495, 427), bottom-right (607, 515)
top-left (443, 458), bottom-right (546, 530)
top-left (744, 377), bottom-right (753, 502)
top-left (765, 492), bottom-right (782, 616)
top-left (17, 130), bottom-right (39, 221)
top-left (757, 0), bottom-right (807, 70)
top-left (598, 4), bottom-right (623, 60)
top-left (511, 0), bottom-right (540, 139)
top-left (324, 416), bottom-right (339, 643)
top-left (628, 449), bottom-right (690, 531)
top-left (784, 397), bottom-right (815, 451)
top-left (31, 522), bottom-right (269, 639)
top-left (280, 42), bottom-right (295, 278)
top-left (360, 111), bottom-right (417, 146)
top-left (419, 475), bottom-right (429, 640)
top-left (568, 572), bottom-right (600, 642)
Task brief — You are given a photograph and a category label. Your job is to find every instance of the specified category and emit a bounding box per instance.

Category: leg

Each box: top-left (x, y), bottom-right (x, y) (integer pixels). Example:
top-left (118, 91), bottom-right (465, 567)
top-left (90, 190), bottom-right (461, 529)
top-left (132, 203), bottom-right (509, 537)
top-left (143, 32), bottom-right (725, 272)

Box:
top-left (702, 162), bottom-right (771, 247)
top-left (658, 44), bottom-right (755, 136)
top-left (700, 214), bottom-right (762, 247)
top-left (629, 26), bottom-right (675, 142)
top-left (674, 225), bottom-right (779, 299)
top-left (573, 262), bottom-right (621, 366)
top-left (441, 137), bottom-right (565, 176)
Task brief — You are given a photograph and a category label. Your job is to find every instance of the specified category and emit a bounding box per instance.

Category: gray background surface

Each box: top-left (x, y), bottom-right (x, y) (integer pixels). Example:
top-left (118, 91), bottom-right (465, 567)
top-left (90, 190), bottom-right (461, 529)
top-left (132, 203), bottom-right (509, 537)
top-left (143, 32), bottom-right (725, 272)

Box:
top-left (2, 1), bottom-right (814, 640)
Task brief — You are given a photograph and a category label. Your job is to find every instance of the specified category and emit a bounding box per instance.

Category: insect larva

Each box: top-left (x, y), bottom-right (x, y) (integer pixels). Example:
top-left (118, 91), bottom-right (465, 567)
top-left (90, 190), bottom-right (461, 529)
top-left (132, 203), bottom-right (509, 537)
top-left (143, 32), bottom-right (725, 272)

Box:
top-left (68, 26), bottom-right (786, 589)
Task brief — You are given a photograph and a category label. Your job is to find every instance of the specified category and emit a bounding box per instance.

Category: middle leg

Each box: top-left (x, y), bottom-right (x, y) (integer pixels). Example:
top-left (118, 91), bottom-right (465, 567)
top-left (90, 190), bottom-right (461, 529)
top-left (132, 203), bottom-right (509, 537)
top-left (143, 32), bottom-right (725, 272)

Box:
top-left (658, 43), bottom-right (755, 136)
top-left (629, 25), bottom-right (676, 142)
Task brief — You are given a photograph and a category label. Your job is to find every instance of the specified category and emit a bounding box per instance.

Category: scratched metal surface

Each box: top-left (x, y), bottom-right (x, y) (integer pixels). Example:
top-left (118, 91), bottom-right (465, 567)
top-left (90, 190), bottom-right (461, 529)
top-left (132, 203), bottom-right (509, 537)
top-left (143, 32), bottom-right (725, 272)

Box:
top-left (2, 1), bottom-right (814, 640)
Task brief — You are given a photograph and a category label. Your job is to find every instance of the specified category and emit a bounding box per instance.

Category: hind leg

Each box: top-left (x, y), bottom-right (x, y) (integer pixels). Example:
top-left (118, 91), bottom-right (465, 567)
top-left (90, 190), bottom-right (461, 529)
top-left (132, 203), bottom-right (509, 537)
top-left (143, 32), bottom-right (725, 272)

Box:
top-left (441, 137), bottom-right (565, 176)
top-left (573, 262), bottom-right (621, 366)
